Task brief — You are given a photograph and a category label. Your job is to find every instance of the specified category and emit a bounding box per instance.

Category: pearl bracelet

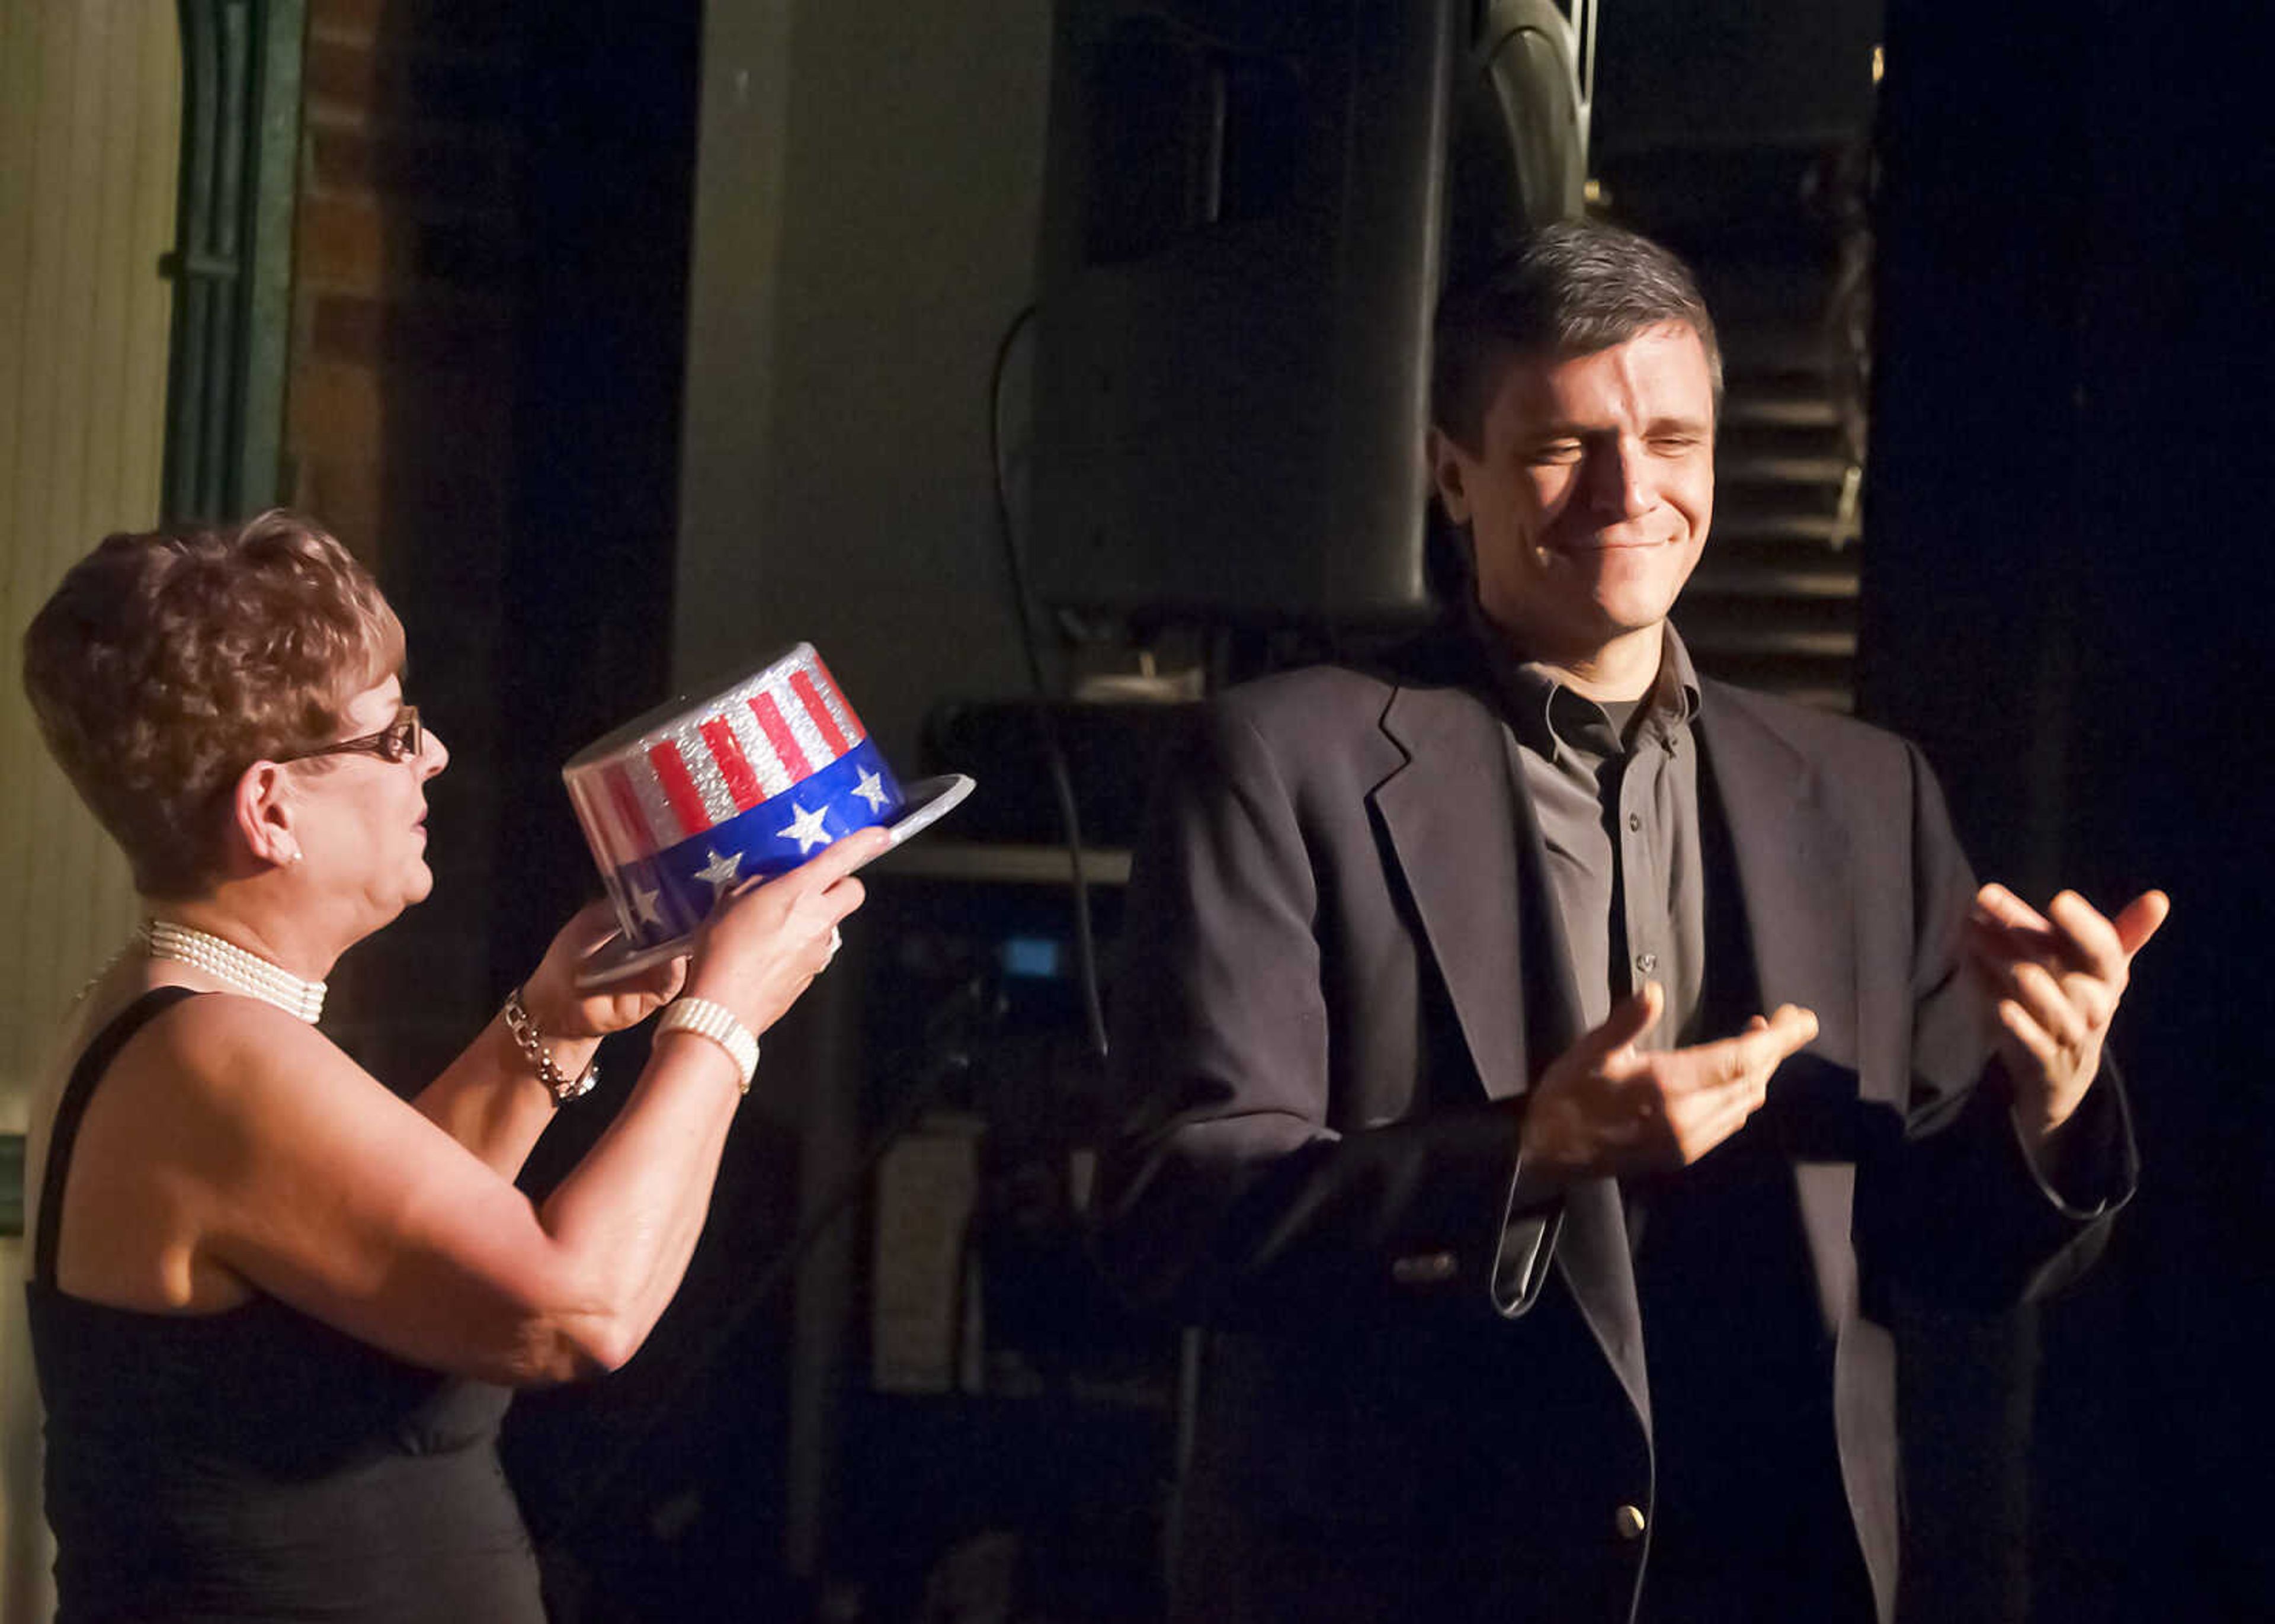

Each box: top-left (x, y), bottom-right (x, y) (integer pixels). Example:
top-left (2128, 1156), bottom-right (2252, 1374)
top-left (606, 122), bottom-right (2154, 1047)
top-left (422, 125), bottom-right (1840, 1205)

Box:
top-left (656, 997), bottom-right (759, 1096)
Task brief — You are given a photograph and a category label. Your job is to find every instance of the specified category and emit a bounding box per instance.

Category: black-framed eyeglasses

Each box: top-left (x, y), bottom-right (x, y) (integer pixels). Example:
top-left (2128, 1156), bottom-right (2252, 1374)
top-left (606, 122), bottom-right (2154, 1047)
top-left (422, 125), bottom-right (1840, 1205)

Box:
top-left (284, 706), bottom-right (422, 765)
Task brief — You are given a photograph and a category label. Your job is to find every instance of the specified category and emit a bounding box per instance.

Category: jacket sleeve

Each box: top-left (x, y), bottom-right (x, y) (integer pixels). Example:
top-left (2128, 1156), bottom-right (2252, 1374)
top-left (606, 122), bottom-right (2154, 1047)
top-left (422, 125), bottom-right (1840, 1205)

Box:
top-left (1859, 742), bottom-right (2139, 1309)
top-left (1093, 703), bottom-right (1558, 1331)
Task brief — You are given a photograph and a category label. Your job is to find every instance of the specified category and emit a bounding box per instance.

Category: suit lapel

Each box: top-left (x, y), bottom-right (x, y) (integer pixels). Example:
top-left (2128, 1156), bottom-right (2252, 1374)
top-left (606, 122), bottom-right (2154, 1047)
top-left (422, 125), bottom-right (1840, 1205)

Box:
top-left (1694, 684), bottom-right (1851, 1043)
top-left (1374, 676), bottom-right (1650, 1432)
top-left (1556, 1178), bottom-right (1652, 1432)
top-left (1372, 681), bottom-right (1563, 1102)
top-left (1697, 683), bottom-right (1861, 1331)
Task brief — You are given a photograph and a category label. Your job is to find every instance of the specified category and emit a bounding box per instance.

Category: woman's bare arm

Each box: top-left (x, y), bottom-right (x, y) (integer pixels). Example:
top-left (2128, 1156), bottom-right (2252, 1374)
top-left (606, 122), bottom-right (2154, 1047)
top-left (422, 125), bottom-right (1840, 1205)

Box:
top-left (77, 829), bottom-right (885, 1387)
top-left (406, 903), bottom-right (684, 1178)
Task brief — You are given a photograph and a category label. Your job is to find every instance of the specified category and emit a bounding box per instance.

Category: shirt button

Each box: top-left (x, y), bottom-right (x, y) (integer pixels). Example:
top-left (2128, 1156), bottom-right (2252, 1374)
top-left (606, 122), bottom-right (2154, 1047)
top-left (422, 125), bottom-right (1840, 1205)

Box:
top-left (1635, 952), bottom-right (1658, 975)
top-left (1614, 1503), bottom-right (1648, 1541)
top-left (1626, 812), bottom-right (1643, 832)
top-left (1390, 1251), bottom-right (1459, 1285)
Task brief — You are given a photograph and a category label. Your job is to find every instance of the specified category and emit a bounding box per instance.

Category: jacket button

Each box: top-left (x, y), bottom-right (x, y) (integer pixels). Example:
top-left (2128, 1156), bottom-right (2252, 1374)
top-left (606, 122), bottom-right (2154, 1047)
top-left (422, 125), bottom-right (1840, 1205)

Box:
top-left (1614, 1504), bottom-right (1647, 1542)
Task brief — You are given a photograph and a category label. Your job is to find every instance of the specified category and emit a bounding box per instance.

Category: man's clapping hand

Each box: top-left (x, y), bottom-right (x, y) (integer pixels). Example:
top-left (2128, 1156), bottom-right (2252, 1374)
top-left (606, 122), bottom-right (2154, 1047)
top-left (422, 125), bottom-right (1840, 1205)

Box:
top-left (1967, 883), bottom-right (2168, 1144)
top-left (1518, 982), bottom-right (1820, 1177)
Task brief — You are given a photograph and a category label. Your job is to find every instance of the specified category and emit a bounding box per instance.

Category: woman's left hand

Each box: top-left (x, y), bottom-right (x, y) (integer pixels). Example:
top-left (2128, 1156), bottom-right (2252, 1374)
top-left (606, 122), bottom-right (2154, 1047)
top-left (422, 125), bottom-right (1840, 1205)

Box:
top-left (520, 899), bottom-right (687, 1039)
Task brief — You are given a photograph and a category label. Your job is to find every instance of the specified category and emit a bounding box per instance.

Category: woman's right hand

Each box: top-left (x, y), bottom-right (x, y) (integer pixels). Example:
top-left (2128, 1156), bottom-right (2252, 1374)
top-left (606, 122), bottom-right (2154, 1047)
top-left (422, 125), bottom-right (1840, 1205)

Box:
top-left (682, 826), bottom-right (890, 1034)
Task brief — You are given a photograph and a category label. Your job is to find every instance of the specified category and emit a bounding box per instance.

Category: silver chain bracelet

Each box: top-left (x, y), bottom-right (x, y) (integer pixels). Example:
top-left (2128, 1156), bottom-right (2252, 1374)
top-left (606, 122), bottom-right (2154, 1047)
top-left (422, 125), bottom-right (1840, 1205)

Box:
top-left (504, 985), bottom-right (599, 1104)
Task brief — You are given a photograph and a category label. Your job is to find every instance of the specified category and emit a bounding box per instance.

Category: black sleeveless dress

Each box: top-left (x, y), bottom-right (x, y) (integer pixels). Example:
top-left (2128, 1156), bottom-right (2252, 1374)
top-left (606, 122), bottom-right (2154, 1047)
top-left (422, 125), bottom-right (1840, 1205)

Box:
top-left (24, 988), bottom-right (546, 1622)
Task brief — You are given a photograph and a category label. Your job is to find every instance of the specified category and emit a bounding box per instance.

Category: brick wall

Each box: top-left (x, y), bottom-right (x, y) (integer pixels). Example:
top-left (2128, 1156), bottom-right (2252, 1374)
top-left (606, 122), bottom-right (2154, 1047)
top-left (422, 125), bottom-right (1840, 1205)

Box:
top-left (284, 0), bottom-right (527, 1085)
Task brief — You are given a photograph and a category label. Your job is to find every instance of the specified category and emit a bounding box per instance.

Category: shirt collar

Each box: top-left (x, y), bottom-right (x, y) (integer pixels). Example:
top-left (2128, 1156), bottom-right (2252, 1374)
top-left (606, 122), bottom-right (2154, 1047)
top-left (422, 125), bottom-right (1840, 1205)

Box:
top-left (1477, 613), bottom-right (1702, 766)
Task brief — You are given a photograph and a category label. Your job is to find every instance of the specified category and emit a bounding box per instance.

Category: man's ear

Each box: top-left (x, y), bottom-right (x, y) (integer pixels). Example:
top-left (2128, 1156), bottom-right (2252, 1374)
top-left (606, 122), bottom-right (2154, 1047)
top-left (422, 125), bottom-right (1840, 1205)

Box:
top-left (231, 760), bottom-right (301, 870)
top-left (1427, 425), bottom-right (1474, 526)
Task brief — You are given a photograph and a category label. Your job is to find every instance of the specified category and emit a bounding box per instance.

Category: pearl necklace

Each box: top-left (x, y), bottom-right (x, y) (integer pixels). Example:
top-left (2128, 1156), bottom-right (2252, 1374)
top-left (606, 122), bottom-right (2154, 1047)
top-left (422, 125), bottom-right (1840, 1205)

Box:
top-left (140, 920), bottom-right (326, 1024)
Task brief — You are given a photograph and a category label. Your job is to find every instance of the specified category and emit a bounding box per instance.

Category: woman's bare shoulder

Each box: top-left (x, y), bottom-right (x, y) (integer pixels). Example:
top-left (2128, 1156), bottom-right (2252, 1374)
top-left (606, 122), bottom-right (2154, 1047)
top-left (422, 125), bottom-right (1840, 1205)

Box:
top-left (62, 978), bottom-right (394, 1184)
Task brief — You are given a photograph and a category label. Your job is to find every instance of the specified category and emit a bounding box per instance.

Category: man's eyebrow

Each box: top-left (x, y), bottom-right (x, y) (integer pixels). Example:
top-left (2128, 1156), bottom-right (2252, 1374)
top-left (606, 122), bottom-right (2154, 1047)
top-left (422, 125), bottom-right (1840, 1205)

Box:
top-left (1520, 415), bottom-right (1712, 441)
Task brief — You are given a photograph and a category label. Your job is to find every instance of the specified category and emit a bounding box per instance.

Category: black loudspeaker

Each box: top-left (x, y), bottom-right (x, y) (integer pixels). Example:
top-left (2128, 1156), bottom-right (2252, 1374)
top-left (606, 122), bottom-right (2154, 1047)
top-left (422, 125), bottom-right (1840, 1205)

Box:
top-left (1029, 0), bottom-right (1589, 625)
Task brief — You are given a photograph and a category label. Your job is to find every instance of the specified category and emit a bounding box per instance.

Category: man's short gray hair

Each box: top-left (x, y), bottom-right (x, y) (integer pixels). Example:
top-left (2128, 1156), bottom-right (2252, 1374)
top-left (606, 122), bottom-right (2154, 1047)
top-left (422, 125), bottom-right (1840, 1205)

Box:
top-left (1431, 220), bottom-right (1723, 449)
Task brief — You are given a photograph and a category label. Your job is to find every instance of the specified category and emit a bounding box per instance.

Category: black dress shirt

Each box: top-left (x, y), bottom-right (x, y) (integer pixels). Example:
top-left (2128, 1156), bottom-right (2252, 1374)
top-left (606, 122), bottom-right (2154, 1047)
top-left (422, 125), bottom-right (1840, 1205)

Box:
top-left (1489, 626), bottom-right (1705, 1049)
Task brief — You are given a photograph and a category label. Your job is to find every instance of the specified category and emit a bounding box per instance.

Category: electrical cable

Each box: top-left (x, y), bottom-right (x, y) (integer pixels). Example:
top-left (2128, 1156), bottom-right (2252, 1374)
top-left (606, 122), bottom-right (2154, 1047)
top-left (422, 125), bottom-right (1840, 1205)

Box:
top-left (987, 301), bottom-right (1111, 1065)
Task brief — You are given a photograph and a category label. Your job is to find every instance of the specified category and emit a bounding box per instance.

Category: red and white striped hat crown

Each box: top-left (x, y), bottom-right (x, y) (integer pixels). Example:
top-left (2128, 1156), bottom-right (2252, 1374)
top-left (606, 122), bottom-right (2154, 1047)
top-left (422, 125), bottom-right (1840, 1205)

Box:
top-left (562, 643), bottom-right (901, 952)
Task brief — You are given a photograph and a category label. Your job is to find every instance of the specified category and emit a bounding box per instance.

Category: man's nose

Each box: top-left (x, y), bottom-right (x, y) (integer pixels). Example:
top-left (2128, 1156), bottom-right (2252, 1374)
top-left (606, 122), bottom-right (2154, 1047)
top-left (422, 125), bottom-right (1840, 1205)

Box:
top-left (422, 726), bottom-right (450, 779)
top-left (1584, 437), bottom-right (1655, 520)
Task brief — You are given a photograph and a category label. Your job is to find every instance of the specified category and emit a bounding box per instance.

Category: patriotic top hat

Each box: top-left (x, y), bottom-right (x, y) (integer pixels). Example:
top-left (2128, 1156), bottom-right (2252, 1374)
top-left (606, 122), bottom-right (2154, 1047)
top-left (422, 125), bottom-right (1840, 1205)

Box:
top-left (563, 643), bottom-right (972, 984)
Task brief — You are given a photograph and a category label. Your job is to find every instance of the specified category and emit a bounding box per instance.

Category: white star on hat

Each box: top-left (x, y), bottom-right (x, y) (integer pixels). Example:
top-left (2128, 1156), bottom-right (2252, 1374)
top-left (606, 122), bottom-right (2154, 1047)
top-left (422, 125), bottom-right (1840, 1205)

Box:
top-left (853, 768), bottom-right (889, 812)
top-left (778, 801), bottom-right (834, 856)
top-left (696, 847), bottom-right (744, 895)
top-left (632, 878), bottom-right (665, 928)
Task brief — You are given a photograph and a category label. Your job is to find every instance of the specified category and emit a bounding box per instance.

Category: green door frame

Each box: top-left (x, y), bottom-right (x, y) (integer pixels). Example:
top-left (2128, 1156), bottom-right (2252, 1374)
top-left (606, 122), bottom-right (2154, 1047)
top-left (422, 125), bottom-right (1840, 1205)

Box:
top-left (161, 0), bottom-right (305, 524)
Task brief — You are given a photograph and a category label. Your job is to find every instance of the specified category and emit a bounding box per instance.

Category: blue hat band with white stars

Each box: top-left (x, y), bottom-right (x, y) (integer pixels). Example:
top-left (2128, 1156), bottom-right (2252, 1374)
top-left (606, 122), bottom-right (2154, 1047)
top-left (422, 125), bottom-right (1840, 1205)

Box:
top-left (609, 738), bottom-right (902, 947)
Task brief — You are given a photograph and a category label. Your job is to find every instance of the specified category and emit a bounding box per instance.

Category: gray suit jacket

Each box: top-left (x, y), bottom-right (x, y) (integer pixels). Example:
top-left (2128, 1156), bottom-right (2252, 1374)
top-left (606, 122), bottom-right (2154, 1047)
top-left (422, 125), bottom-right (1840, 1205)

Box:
top-left (1098, 635), bottom-right (2135, 1623)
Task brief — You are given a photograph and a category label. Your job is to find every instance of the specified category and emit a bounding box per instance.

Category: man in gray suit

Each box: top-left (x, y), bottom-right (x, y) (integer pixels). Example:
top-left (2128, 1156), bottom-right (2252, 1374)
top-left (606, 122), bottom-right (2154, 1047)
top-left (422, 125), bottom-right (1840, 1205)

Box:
top-left (1097, 222), bottom-right (2167, 1623)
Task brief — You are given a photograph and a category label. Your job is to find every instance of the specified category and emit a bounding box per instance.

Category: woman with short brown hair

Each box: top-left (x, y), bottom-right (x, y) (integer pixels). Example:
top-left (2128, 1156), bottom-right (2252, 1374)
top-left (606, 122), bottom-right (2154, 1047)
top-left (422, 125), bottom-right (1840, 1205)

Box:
top-left (18, 510), bottom-right (880, 1620)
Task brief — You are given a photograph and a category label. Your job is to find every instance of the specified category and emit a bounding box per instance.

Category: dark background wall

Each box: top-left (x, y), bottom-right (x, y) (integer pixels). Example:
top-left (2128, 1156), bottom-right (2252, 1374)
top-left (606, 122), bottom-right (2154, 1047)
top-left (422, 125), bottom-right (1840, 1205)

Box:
top-left (1864, 3), bottom-right (2270, 1618)
top-left (1592, 0), bottom-right (1880, 152)
top-left (285, 0), bottom-right (531, 1078)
